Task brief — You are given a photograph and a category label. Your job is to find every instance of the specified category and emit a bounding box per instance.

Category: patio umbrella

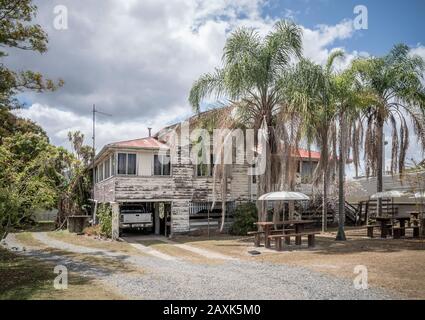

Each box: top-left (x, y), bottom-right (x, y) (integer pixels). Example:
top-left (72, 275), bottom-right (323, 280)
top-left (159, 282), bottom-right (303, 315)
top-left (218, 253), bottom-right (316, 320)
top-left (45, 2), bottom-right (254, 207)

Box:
top-left (413, 192), bottom-right (425, 199)
top-left (370, 190), bottom-right (407, 199)
top-left (258, 191), bottom-right (309, 224)
top-left (258, 191), bottom-right (310, 201)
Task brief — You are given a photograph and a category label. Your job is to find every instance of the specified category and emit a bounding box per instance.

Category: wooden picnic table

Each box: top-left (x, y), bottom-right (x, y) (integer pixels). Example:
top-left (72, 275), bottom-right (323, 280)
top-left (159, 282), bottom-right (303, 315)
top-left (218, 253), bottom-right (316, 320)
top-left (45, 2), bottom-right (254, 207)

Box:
top-left (394, 217), bottom-right (411, 236)
top-left (374, 216), bottom-right (412, 238)
top-left (375, 217), bottom-right (392, 238)
top-left (255, 220), bottom-right (314, 248)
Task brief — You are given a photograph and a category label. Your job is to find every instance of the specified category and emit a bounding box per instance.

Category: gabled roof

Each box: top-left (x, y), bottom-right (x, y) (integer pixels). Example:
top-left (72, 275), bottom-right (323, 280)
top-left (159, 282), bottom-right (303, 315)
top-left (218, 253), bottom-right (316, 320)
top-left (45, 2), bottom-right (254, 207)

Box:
top-left (108, 136), bottom-right (168, 149)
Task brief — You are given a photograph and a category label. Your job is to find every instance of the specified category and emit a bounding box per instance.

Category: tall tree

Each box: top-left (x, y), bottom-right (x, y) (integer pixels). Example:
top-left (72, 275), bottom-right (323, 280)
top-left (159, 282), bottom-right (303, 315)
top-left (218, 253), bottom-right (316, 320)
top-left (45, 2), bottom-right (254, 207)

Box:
top-left (55, 131), bottom-right (93, 227)
top-left (333, 67), bottom-right (370, 240)
top-left (0, 130), bottom-right (69, 239)
top-left (189, 20), bottom-right (303, 221)
top-left (352, 44), bottom-right (425, 215)
top-left (0, 0), bottom-right (62, 109)
top-left (285, 52), bottom-right (345, 232)
top-left (0, 0), bottom-right (65, 238)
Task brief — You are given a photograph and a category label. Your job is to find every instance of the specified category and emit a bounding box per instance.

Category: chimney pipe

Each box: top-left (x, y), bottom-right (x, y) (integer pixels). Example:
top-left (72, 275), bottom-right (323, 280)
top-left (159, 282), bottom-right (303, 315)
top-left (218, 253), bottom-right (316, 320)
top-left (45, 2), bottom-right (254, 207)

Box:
top-left (148, 127), bottom-right (152, 137)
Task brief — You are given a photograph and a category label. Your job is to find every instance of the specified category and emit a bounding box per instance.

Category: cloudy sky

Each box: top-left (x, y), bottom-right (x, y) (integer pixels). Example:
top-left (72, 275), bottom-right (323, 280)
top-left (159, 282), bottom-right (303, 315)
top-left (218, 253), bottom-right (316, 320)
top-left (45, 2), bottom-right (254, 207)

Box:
top-left (6, 0), bottom-right (425, 175)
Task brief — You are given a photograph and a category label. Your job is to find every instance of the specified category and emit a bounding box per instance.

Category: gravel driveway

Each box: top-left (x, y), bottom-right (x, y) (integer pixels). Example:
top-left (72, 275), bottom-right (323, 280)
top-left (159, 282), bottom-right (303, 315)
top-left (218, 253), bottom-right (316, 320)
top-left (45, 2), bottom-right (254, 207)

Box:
top-left (4, 232), bottom-right (395, 300)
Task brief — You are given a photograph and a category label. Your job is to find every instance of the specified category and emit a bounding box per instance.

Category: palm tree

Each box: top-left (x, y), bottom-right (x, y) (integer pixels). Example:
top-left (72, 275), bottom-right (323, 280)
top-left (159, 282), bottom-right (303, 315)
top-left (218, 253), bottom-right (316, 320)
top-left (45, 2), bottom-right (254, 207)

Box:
top-left (333, 67), bottom-right (370, 240)
top-left (189, 20), bottom-right (303, 222)
top-left (285, 52), bottom-right (345, 233)
top-left (352, 44), bottom-right (425, 216)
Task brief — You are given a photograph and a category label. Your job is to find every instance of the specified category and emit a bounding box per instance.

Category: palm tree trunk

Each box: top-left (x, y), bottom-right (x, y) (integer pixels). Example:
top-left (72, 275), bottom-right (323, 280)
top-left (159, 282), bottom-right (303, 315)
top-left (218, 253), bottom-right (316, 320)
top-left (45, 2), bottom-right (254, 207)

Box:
top-left (322, 172), bottom-right (328, 232)
top-left (289, 200), bottom-right (295, 220)
top-left (220, 165), bottom-right (227, 233)
top-left (376, 118), bottom-right (384, 217)
top-left (322, 138), bottom-right (328, 233)
top-left (336, 112), bottom-right (347, 241)
top-left (273, 201), bottom-right (283, 228)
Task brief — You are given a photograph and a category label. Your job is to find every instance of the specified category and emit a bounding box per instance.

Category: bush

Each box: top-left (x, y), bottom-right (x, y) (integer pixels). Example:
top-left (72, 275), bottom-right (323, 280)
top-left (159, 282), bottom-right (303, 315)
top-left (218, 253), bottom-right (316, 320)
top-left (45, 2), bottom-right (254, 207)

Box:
top-left (229, 202), bottom-right (258, 236)
top-left (97, 203), bottom-right (112, 238)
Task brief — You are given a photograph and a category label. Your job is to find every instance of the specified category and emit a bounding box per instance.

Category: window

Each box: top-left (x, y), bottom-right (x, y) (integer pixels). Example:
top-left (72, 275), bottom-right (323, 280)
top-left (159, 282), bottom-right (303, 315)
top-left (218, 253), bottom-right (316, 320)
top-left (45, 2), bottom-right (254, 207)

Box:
top-left (118, 153), bottom-right (136, 175)
top-left (99, 162), bottom-right (104, 181)
top-left (105, 158), bottom-right (110, 179)
top-left (95, 166), bottom-right (99, 183)
top-left (196, 153), bottom-right (214, 177)
top-left (127, 154), bottom-right (136, 175)
top-left (118, 153), bottom-right (127, 174)
top-left (111, 155), bottom-right (116, 175)
top-left (154, 154), bottom-right (171, 176)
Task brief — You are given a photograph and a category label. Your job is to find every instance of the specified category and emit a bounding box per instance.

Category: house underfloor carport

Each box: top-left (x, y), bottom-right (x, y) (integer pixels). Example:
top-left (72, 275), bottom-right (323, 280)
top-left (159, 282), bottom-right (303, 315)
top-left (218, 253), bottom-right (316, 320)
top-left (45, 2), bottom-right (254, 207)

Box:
top-left (118, 201), bottom-right (171, 237)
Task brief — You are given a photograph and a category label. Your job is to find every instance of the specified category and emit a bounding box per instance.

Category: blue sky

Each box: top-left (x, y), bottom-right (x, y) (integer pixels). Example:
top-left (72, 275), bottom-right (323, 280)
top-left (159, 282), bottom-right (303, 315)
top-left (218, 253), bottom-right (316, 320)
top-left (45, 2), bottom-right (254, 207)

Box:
top-left (263, 0), bottom-right (425, 55)
top-left (11, 0), bottom-right (425, 173)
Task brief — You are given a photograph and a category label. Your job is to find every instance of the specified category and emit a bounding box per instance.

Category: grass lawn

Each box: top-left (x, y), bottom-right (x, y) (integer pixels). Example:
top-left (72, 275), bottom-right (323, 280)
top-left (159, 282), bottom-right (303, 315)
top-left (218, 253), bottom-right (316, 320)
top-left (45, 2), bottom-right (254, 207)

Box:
top-left (12, 221), bottom-right (56, 233)
top-left (175, 228), bottom-right (425, 299)
top-left (14, 232), bottom-right (144, 275)
top-left (47, 230), bottom-right (144, 256)
top-left (0, 247), bottom-right (123, 300)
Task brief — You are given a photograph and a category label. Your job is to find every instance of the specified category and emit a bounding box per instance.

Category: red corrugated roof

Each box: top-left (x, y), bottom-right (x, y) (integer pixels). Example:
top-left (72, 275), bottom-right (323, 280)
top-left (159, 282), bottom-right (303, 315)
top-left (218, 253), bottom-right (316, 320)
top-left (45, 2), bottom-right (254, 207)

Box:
top-left (110, 137), bottom-right (168, 149)
top-left (108, 137), bottom-right (319, 159)
top-left (295, 148), bottom-right (321, 160)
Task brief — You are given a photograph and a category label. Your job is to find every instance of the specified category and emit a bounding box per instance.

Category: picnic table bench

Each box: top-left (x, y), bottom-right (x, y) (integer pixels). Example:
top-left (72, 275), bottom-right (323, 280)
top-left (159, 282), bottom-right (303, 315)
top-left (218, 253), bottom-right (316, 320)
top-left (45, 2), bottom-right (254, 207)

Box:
top-left (247, 228), bottom-right (295, 247)
top-left (393, 226), bottom-right (420, 239)
top-left (252, 220), bottom-right (315, 249)
top-left (268, 231), bottom-right (319, 250)
top-left (367, 216), bottom-right (421, 239)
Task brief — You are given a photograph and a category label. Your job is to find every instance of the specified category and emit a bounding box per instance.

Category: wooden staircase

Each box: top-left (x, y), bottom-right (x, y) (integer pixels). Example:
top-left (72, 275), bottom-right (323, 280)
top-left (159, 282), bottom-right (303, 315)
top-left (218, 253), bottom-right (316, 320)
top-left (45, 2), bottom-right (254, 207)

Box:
top-left (357, 199), bottom-right (397, 224)
top-left (343, 201), bottom-right (359, 225)
top-left (335, 201), bottom-right (360, 225)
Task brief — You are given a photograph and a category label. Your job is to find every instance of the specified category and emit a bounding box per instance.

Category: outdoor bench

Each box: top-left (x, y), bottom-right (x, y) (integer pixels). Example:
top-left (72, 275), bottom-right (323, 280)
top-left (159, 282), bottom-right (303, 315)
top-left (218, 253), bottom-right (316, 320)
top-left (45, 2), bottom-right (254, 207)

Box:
top-left (367, 224), bottom-right (393, 238)
top-left (393, 226), bottom-right (420, 239)
top-left (268, 231), bottom-right (319, 251)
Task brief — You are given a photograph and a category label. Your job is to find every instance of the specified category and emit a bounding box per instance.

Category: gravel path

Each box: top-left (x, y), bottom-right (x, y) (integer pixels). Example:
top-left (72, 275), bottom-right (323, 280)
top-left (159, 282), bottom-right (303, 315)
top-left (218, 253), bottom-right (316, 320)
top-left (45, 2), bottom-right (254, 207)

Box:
top-left (126, 235), bottom-right (236, 261)
top-left (4, 232), bottom-right (396, 300)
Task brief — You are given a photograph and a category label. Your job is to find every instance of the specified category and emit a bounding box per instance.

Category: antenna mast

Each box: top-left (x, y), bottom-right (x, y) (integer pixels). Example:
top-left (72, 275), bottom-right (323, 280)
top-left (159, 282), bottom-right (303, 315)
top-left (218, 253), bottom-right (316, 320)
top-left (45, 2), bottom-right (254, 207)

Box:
top-left (92, 104), bottom-right (112, 202)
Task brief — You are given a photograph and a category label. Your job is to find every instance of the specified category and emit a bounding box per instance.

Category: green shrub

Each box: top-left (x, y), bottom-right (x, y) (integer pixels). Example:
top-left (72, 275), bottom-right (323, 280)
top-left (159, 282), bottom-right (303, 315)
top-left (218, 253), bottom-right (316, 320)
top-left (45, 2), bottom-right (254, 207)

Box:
top-left (97, 203), bottom-right (112, 238)
top-left (229, 202), bottom-right (258, 236)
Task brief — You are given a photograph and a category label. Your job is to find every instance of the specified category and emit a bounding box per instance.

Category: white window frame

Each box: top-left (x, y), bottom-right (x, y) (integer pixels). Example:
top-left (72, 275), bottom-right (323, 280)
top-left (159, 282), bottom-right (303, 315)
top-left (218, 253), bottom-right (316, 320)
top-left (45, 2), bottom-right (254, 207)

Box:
top-left (153, 154), bottom-right (171, 176)
top-left (117, 152), bottom-right (137, 176)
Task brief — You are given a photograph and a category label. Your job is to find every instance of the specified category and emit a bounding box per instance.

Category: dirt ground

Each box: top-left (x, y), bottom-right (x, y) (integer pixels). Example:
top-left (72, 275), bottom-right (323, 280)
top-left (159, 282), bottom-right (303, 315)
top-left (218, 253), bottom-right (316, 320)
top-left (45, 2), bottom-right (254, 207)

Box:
top-left (7, 228), bottom-right (425, 299)
top-left (174, 227), bottom-right (425, 299)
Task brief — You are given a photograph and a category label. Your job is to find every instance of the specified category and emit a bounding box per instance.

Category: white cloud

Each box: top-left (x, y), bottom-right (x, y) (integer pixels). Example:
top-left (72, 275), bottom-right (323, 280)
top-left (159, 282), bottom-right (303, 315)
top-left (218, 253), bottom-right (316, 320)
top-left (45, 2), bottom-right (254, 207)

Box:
top-left (15, 103), bottom-right (190, 150)
top-left (410, 44), bottom-right (425, 59)
top-left (9, 0), bottom-right (373, 152)
top-left (302, 20), bottom-right (355, 65)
